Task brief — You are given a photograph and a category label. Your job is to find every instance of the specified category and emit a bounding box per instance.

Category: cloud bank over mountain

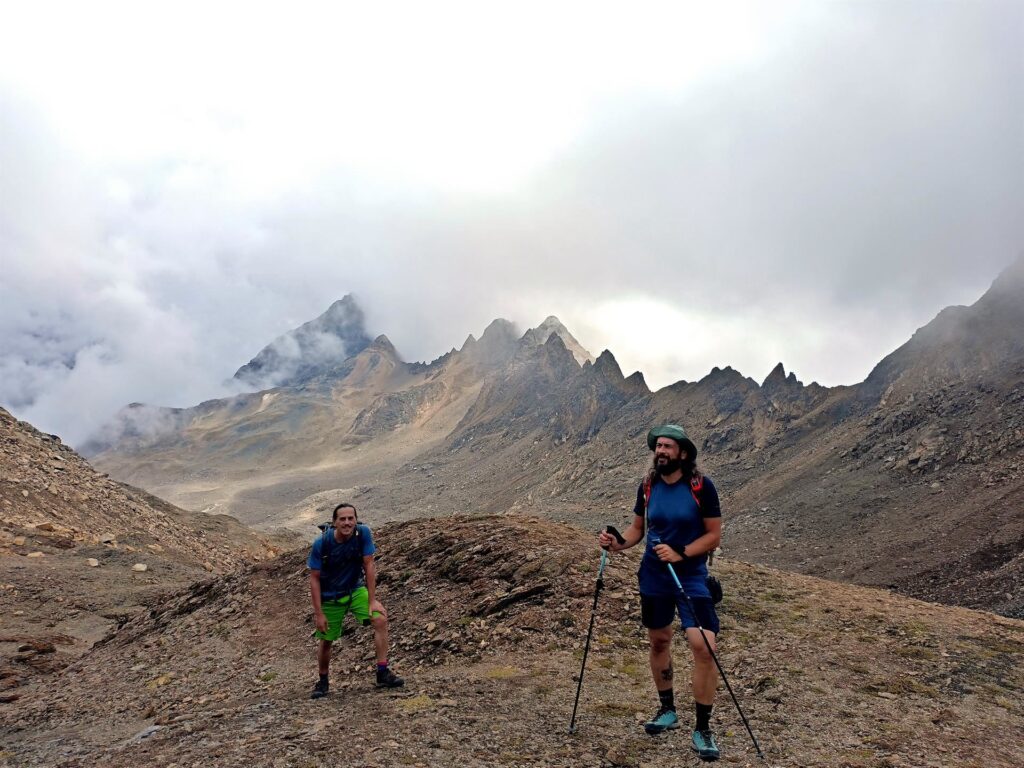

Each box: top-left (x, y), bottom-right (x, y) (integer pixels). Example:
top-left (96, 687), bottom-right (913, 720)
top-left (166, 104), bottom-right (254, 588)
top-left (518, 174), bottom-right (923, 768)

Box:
top-left (1, 2), bottom-right (1021, 444)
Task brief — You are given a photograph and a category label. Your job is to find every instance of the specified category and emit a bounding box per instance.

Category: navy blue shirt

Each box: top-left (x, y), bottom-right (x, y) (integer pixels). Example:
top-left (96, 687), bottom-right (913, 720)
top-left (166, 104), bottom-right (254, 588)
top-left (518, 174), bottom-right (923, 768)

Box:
top-left (634, 476), bottom-right (721, 597)
top-left (307, 524), bottom-right (376, 600)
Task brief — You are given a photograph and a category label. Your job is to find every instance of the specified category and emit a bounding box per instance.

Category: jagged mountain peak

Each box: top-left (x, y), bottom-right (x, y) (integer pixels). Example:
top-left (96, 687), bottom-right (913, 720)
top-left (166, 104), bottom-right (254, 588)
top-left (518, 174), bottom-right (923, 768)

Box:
top-left (624, 370), bottom-right (650, 393)
top-left (459, 318), bottom-right (520, 368)
top-left (593, 349), bottom-right (623, 379)
top-left (232, 294), bottom-right (373, 390)
top-left (762, 362), bottom-right (803, 390)
top-left (764, 362), bottom-right (787, 384)
top-left (323, 293), bottom-right (360, 316)
top-left (588, 350), bottom-right (651, 396)
top-left (703, 365), bottom-right (743, 382)
top-left (369, 334), bottom-right (400, 357)
top-left (520, 315), bottom-right (595, 366)
top-left (480, 318), bottom-right (518, 339)
top-left (537, 330), bottom-right (581, 372)
top-left (536, 315), bottom-right (569, 333)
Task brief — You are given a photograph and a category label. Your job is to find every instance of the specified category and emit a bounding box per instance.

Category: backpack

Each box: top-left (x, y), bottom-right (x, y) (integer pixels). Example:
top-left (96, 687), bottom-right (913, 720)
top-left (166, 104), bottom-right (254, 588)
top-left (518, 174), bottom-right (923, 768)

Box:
top-left (641, 471), bottom-right (723, 605)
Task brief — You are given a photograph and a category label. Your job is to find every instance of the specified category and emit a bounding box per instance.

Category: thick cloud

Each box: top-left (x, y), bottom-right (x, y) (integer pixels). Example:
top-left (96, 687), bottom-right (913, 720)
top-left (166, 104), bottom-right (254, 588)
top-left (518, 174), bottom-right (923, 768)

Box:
top-left (1, 2), bottom-right (1021, 445)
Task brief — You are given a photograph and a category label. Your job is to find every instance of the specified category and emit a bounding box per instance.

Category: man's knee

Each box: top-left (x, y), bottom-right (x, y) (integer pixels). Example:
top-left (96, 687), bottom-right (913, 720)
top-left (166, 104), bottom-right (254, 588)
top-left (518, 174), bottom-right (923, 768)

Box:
top-left (649, 629), bottom-right (673, 655)
top-left (371, 613), bottom-right (388, 630)
top-left (687, 633), bottom-right (716, 663)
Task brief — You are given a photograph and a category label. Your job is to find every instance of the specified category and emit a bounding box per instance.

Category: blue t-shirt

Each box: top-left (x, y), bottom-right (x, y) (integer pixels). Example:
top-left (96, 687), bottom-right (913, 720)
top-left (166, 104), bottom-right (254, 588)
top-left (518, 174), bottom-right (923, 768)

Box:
top-left (634, 476), bottom-right (721, 597)
top-left (307, 524), bottom-right (376, 600)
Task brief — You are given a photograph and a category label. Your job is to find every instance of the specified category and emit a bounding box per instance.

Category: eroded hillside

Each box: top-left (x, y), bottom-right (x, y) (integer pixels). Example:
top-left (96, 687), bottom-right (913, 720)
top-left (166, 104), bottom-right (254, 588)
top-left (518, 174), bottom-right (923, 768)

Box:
top-left (0, 407), bottom-right (300, 698)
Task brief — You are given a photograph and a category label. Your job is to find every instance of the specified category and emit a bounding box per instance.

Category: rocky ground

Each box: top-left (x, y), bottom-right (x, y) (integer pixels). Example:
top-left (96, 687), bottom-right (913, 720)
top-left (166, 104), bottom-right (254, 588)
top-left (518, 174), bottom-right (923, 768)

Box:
top-left (0, 407), bottom-right (301, 699)
top-left (2, 515), bottom-right (1022, 768)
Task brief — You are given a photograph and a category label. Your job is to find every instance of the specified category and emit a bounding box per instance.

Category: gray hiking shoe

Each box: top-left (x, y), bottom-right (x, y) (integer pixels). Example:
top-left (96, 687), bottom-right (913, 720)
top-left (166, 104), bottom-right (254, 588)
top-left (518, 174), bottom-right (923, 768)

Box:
top-left (310, 678), bottom-right (329, 699)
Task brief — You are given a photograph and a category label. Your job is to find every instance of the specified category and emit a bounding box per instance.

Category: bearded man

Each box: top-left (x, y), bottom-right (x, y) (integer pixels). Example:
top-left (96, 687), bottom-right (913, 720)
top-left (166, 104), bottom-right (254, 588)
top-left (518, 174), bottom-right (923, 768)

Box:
top-left (598, 424), bottom-right (723, 761)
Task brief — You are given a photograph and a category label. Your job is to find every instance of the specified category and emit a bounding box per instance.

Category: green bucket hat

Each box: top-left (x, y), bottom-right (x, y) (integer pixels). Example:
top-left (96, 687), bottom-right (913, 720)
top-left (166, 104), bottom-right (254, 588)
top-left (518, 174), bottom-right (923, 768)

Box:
top-left (646, 424), bottom-right (698, 460)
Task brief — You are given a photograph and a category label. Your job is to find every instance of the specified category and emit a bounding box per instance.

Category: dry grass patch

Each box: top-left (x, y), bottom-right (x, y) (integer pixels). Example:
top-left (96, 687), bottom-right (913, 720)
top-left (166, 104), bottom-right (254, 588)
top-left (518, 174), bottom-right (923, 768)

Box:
top-left (397, 693), bottom-right (433, 712)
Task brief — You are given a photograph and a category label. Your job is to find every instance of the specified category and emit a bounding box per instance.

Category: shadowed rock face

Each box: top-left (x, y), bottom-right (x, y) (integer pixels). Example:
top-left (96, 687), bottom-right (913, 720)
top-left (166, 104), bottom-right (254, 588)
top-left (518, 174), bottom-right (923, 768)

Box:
top-left (232, 294), bottom-right (374, 389)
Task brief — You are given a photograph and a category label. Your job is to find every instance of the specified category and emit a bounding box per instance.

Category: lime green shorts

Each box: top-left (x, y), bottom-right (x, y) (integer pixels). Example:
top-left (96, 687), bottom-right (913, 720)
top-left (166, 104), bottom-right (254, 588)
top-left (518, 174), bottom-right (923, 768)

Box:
top-left (315, 587), bottom-right (381, 642)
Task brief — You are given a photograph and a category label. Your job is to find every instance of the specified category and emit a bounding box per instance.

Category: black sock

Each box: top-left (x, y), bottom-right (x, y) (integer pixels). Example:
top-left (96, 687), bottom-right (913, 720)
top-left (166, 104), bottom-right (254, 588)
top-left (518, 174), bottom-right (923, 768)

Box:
top-left (659, 688), bottom-right (675, 711)
top-left (319, 673), bottom-right (328, 685)
top-left (695, 702), bottom-right (713, 731)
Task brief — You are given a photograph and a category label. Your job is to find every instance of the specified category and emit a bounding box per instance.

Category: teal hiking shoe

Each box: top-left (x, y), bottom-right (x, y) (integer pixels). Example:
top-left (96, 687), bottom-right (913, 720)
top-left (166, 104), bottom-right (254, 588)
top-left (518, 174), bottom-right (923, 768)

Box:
top-left (643, 706), bottom-right (679, 735)
top-left (691, 729), bottom-right (720, 761)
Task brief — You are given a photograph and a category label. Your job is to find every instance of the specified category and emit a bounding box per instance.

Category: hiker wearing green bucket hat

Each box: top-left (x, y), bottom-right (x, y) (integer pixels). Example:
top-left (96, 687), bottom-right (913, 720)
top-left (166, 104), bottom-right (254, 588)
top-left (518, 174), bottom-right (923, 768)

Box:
top-left (598, 424), bottom-right (724, 761)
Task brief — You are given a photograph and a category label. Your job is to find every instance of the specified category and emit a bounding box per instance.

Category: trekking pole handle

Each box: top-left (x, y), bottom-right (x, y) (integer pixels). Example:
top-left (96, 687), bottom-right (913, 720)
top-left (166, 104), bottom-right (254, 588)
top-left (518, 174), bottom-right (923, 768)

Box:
top-left (603, 526), bottom-right (626, 549)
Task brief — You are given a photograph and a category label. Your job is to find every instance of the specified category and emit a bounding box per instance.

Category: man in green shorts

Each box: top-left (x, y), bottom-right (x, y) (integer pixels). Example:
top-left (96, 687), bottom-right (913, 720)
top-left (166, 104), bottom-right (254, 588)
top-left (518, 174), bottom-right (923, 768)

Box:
top-left (308, 502), bottom-right (404, 698)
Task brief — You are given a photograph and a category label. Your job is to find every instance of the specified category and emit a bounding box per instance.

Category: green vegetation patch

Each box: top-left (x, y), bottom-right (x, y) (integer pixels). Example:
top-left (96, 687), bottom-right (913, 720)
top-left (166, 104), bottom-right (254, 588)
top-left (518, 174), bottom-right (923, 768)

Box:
top-left (484, 665), bottom-right (523, 679)
top-left (397, 694), bottom-right (433, 712)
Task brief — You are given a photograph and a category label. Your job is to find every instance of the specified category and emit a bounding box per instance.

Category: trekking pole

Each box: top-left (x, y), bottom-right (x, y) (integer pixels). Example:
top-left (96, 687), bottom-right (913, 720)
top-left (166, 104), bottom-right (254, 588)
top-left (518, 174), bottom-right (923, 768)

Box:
top-left (651, 535), bottom-right (765, 761)
top-left (568, 531), bottom-right (614, 734)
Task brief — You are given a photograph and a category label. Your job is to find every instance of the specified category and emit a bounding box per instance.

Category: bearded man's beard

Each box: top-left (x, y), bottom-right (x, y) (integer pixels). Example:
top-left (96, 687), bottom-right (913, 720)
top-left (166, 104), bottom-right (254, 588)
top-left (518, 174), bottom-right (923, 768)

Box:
top-left (654, 457), bottom-right (682, 476)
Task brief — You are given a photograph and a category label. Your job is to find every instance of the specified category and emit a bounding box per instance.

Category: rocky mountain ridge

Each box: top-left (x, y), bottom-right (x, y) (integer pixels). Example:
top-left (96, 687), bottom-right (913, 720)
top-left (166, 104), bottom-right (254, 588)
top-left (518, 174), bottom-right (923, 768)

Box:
top-left (82, 258), bottom-right (1024, 615)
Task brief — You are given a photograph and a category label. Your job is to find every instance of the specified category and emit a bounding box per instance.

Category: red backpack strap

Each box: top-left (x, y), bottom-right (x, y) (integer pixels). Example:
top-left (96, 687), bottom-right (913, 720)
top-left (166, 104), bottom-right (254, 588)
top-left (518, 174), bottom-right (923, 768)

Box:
top-left (641, 473), bottom-right (654, 532)
top-left (689, 473), bottom-right (704, 509)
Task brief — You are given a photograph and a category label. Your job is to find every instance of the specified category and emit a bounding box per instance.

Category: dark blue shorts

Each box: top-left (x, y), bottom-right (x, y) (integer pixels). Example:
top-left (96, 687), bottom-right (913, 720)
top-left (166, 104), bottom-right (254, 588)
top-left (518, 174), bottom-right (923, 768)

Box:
top-left (641, 594), bottom-right (720, 634)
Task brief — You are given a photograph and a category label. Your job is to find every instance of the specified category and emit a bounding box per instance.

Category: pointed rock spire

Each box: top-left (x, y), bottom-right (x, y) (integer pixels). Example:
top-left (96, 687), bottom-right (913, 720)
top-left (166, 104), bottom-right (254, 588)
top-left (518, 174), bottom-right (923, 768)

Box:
top-left (625, 370), bottom-right (650, 393)
top-left (232, 294), bottom-right (373, 389)
top-left (593, 350), bottom-right (624, 380)
top-left (369, 334), bottom-right (401, 360)
top-left (763, 362), bottom-right (787, 388)
top-left (519, 316), bottom-right (595, 365)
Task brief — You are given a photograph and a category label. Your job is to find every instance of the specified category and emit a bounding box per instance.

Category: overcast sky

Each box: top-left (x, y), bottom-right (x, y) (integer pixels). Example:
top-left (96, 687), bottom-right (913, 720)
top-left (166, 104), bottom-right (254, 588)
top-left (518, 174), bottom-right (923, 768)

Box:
top-left (2, 1), bottom-right (1022, 445)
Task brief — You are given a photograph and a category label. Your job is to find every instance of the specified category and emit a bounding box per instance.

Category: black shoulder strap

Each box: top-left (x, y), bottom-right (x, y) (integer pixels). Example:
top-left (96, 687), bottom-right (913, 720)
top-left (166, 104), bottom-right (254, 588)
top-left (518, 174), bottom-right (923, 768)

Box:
top-left (319, 528), bottom-right (335, 570)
